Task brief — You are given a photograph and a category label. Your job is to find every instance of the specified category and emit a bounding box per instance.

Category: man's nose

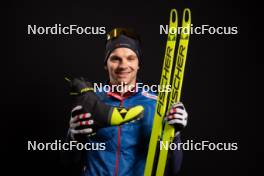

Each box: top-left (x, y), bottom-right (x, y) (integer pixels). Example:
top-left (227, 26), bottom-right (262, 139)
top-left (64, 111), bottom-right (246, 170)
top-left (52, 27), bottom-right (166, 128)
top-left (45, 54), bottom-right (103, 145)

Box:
top-left (118, 59), bottom-right (128, 68)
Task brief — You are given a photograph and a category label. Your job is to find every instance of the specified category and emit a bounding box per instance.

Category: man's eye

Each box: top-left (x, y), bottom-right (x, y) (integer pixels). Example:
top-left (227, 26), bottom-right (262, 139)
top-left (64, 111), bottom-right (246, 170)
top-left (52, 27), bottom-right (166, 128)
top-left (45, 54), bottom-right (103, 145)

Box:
top-left (110, 56), bottom-right (120, 62)
top-left (128, 56), bottom-right (136, 61)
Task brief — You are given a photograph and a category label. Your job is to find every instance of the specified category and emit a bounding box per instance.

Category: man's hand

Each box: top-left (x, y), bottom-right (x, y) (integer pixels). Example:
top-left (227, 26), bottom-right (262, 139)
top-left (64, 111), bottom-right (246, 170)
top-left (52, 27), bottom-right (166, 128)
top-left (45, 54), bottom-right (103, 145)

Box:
top-left (69, 105), bottom-right (96, 140)
top-left (164, 102), bottom-right (188, 132)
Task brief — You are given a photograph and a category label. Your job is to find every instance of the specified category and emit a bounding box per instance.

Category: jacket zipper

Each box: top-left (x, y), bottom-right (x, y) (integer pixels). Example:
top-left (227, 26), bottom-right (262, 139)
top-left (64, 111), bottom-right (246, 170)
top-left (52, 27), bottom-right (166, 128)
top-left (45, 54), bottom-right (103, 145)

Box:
top-left (114, 99), bottom-right (124, 176)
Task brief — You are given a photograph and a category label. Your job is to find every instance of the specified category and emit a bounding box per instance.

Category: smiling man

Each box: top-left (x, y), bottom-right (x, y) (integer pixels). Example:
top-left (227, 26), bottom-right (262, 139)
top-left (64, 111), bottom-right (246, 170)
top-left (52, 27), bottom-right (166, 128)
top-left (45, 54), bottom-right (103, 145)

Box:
top-left (66, 28), bottom-right (188, 176)
top-left (106, 47), bottom-right (138, 89)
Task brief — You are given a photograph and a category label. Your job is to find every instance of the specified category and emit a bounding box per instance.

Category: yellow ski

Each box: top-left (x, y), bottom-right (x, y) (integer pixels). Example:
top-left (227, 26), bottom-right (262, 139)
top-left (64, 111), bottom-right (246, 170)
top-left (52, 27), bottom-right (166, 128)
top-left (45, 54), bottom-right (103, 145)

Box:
top-left (155, 8), bottom-right (191, 176)
top-left (144, 9), bottom-right (178, 176)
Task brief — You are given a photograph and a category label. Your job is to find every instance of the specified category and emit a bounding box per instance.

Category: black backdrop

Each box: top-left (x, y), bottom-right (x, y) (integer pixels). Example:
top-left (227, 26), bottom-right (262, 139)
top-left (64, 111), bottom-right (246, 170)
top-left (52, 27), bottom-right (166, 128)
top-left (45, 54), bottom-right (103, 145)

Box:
top-left (5, 0), bottom-right (256, 176)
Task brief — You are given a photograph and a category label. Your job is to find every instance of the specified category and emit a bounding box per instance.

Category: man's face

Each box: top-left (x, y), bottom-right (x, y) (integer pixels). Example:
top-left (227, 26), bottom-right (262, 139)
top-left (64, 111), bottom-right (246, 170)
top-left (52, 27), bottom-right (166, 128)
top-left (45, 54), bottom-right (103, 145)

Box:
top-left (105, 47), bottom-right (139, 85)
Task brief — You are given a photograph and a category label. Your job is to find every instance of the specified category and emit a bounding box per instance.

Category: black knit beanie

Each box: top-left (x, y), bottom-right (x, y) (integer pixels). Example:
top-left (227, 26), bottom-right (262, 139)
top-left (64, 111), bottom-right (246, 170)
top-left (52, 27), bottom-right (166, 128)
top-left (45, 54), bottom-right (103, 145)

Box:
top-left (104, 34), bottom-right (141, 65)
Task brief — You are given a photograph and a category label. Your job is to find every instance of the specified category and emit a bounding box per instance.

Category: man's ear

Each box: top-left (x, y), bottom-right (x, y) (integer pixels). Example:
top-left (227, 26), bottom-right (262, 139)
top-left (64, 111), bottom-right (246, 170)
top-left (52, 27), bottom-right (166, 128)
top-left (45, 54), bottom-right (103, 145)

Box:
top-left (104, 65), bottom-right (108, 71)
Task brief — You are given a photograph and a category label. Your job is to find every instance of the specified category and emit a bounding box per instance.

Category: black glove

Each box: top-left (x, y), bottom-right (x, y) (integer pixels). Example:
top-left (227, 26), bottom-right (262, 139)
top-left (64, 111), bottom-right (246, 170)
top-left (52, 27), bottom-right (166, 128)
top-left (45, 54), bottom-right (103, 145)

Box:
top-left (66, 77), bottom-right (144, 140)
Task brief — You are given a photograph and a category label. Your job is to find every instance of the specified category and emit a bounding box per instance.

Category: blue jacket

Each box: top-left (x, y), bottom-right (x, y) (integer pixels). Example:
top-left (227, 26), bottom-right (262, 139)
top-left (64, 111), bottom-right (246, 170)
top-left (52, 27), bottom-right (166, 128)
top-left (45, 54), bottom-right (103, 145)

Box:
top-left (79, 85), bottom-right (183, 176)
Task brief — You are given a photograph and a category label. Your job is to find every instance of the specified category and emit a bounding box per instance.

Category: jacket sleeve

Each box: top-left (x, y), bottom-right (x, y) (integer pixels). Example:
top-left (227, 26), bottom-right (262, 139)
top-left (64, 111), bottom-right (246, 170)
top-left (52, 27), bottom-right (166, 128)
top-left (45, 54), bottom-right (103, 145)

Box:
top-left (164, 134), bottom-right (183, 176)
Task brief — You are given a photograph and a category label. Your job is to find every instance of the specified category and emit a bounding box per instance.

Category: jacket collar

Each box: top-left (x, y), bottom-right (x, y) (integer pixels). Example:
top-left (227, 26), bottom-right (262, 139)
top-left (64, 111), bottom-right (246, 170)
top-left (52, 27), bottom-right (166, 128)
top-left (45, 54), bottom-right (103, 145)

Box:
top-left (106, 82), bottom-right (138, 101)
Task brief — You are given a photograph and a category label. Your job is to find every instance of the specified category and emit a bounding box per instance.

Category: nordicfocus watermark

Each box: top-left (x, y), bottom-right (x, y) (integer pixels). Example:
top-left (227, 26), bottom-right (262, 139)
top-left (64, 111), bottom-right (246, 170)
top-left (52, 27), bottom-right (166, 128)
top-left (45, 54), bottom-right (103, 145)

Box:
top-left (27, 140), bottom-right (106, 151)
top-left (160, 140), bottom-right (238, 151)
top-left (94, 82), bottom-right (171, 93)
top-left (27, 24), bottom-right (106, 35)
top-left (160, 24), bottom-right (238, 35)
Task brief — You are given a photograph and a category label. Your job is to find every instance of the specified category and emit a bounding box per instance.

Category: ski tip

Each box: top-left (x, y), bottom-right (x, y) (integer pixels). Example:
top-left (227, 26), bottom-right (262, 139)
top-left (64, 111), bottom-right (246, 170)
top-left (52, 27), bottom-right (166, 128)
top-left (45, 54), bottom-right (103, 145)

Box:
top-left (170, 9), bottom-right (178, 24)
top-left (183, 8), bottom-right (191, 23)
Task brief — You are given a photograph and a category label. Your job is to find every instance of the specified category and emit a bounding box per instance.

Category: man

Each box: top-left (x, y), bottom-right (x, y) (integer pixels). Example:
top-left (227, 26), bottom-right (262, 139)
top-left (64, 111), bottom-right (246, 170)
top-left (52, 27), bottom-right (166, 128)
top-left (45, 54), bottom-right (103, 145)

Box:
top-left (66, 28), bottom-right (188, 176)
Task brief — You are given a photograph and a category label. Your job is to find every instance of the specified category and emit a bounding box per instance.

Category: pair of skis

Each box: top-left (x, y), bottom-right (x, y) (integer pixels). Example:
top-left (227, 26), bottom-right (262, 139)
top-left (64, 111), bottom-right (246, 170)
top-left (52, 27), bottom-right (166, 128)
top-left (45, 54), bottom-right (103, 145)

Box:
top-left (144, 8), bottom-right (191, 176)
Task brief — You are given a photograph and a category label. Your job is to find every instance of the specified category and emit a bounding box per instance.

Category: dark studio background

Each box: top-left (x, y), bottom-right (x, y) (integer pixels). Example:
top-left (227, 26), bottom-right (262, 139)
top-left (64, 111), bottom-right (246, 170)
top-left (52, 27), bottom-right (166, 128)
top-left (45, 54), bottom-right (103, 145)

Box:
top-left (4, 0), bottom-right (256, 175)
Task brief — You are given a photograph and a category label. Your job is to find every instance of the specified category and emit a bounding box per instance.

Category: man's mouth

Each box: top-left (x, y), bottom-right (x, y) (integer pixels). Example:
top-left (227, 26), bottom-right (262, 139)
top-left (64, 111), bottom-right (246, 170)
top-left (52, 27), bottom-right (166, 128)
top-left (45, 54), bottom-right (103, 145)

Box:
top-left (116, 72), bottom-right (130, 77)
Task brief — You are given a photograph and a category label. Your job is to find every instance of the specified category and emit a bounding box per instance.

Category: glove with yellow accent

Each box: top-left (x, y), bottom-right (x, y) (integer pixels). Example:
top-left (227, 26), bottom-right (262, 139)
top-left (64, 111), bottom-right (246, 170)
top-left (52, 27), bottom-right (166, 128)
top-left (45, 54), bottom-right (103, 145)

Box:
top-left (66, 77), bottom-right (144, 140)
